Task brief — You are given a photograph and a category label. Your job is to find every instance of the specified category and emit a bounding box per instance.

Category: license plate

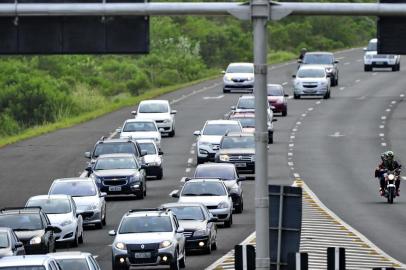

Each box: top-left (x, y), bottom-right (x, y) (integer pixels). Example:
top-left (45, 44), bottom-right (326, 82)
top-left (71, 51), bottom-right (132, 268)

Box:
top-left (235, 163), bottom-right (246, 167)
top-left (109, 186), bottom-right (122, 192)
top-left (133, 252), bottom-right (151, 259)
top-left (375, 61), bottom-right (384, 65)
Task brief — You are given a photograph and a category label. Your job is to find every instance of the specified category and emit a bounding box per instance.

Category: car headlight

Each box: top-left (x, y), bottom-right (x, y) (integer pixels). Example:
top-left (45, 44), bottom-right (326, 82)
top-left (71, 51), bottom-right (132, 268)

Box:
top-left (30, 236), bottom-right (42, 245)
top-left (219, 155), bottom-right (230, 162)
top-left (87, 203), bottom-right (98, 210)
top-left (60, 220), bottom-right (73, 227)
top-left (193, 230), bottom-right (208, 237)
top-left (159, 240), bottom-right (173, 248)
top-left (225, 75), bottom-right (233, 81)
top-left (148, 161), bottom-right (161, 166)
top-left (251, 155), bottom-right (255, 162)
top-left (247, 76), bottom-right (254, 81)
top-left (325, 68), bottom-right (333, 72)
top-left (365, 55), bottom-right (372, 59)
top-left (320, 81), bottom-right (327, 86)
top-left (218, 201), bottom-right (229, 209)
top-left (115, 242), bottom-right (127, 250)
top-left (129, 176), bottom-right (138, 183)
top-left (163, 119), bottom-right (171, 123)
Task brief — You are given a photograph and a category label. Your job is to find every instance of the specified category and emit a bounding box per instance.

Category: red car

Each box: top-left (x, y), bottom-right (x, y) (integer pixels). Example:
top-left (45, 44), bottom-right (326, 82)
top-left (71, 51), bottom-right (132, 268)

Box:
top-left (267, 84), bottom-right (288, 116)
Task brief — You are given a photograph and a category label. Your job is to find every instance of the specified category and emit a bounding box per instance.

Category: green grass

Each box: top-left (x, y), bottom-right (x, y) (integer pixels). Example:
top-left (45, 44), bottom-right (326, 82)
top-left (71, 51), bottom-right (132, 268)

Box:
top-left (267, 50), bottom-right (297, 64)
top-left (0, 73), bottom-right (220, 148)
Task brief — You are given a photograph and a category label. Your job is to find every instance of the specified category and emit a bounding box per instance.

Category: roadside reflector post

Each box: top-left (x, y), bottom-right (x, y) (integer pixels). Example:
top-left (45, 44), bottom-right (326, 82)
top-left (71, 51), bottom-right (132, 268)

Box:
top-left (235, 244), bottom-right (256, 270)
top-left (327, 247), bottom-right (346, 270)
top-left (287, 252), bottom-right (308, 270)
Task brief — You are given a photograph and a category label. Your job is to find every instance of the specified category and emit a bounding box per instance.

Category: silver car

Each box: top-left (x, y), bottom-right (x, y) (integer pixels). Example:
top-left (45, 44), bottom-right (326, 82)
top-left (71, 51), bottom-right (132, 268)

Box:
top-left (137, 139), bottom-right (164, 180)
top-left (0, 255), bottom-right (62, 269)
top-left (26, 195), bottom-right (84, 247)
top-left (0, 227), bottom-right (25, 257)
top-left (293, 64), bottom-right (331, 99)
top-left (48, 178), bottom-right (107, 229)
top-left (222, 63), bottom-right (254, 93)
top-left (109, 208), bottom-right (186, 270)
top-left (48, 251), bottom-right (101, 270)
top-left (299, 52), bottom-right (339, 86)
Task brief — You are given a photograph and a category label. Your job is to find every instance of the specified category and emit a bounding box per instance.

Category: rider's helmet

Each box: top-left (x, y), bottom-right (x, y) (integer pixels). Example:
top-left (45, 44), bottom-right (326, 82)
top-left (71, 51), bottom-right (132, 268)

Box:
top-left (300, 48), bottom-right (307, 54)
top-left (381, 152), bottom-right (387, 162)
top-left (386, 151), bottom-right (394, 162)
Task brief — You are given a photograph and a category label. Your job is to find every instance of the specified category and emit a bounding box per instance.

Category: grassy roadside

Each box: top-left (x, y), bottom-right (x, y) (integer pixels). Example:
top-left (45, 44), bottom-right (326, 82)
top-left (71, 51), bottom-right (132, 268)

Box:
top-left (0, 51), bottom-right (300, 149)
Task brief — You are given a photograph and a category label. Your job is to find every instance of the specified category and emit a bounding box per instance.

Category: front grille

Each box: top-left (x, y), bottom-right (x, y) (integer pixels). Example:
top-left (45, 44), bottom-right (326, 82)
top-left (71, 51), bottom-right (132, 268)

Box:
top-left (374, 55), bottom-right (389, 59)
top-left (183, 231), bottom-right (194, 238)
top-left (206, 205), bottom-right (218, 209)
top-left (102, 176), bottom-right (128, 186)
top-left (127, 243), bottom-right (159, 264)
top-left (229, 155), bottom-right (253, 162)
top-left (232, 78), bottom-right (247, 82)
top-left (155, 120), bottom-right (164, 123)
top-left (303, 84), bottom-right (317, 88)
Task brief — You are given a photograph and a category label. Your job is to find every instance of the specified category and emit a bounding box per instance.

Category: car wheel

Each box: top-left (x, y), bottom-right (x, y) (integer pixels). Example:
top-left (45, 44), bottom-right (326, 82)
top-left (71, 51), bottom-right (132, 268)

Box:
top-left (398, 63), bottom-right (401, 71)
top-left (364, 65), bottom-right (371, 72)
top-left (224, 214), bottom-right (232, 228)
top-left (179, 249), bottom-right (186, 268)
top-left (170, 252), bottom-right (179, 270)
top-left (268, 133), bottom-right (273, 144)
top-left (211, 239), bottom-right (217, 250)
top-left (95, 221), bottom-right (103, 229)
top-left (78, 229), bottom-right (84, 244)
top-left (102, 208), bottom-right (107, 226)
top-left (169, 128), bottom-right (175, 137)
top-left (197, 157), bottom-right (205, 165)
top-left (334, 75), bottom-right (338, 86)
top-left (205, 238), bottom-right (212, 254)
top-left (293, 94), bottom-right (300, 99)
top-left (156, 169), bottom-right (163, 180)
top-left (235, 198), bottom-right (243, 214)
top-left (392, 65), bottom-right (397, 72)
top-left (323, 91), bottom-right (330, 99)
top-left (282, 108), bottom-right (287, 117)
top-left (137, 189), bottom-right (145, 199)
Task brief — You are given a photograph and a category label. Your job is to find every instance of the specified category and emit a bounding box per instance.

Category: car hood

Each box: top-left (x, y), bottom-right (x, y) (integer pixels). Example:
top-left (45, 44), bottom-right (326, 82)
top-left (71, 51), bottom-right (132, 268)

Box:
top-left (72, 196), bottom-right (99, 207)
top-left (178, 220), bottom-right (207, 231)
top-left (143, 154), bottom-right (161, 164)
top-left (120, 131), bottom-right (160, 140)
top-left (242, 127), bottom-right (255, 133)
top-left (295, 77), bottom-right (327, 83)
top-left (179, 196), bottom-right (228, 206)
top-left (225, 72), bottom-right (254, 79)
top-left (15, 230), bottom-right (44, 241)
top-left (218, 148), bottom-right (255, 155)
top-left (94, 169), bottom-right (137, 177)
top-left (268, 96), bottom-right (284, 102)
top-left (47, 213), bottom-right (73, 226)
top-left (136, 113), bottom-right (171, 121)
top-left (199, 135), bottom-right (223, 144)
top-left (0, 248), bottom-right (12, 257)
top-left (116, 232), bottom-right (174, 244)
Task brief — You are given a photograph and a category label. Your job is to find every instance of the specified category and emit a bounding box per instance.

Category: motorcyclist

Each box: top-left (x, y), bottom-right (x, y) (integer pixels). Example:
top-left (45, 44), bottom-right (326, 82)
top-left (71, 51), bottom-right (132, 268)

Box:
top-left (298, 48), bottom-right (307, 61)
top-left (375, 151), bottom-right (402, 196)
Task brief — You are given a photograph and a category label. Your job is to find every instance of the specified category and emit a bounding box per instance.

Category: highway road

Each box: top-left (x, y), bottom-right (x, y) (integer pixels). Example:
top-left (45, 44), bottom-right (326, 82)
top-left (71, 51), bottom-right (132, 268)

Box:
top-left (0, 47), bottom-right (405, 269)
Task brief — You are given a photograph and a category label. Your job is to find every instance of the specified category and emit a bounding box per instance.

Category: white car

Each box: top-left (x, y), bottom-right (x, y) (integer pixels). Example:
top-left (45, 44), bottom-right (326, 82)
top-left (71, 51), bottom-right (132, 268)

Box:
top-left (364, 38), bottom-right (400, 72)
top-left (119, 119), bottom-right (161, 147)
top-left (25, 195), bottom-right (84, 247)
top-left (293, 64), bottom-right (331, 99)
top-left (222, 63), bottom-right (254, 93)
top-left (171, 179), bottom-right (233, 227)
top-left (48, 251), bottom-right (101, 270)
top-left (194, 120), bottom-right (242, 164)
top-left (132, 100), bottom-right (177, 137)
top-left (137, 139), bottom-right (164, 180)
top-left (48, 178), bottom-right (107, 229)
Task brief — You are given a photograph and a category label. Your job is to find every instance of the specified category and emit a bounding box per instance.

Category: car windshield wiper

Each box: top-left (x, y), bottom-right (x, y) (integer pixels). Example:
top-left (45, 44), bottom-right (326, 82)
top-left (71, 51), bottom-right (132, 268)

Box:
top-left (13, 228), bottom-right (36, 231)
top-left (180, 218), bottom-right (199, 221)
top-left (198, 193), bottom-right (217, 196)
top-left (182, 193), bottom-right (198, 196)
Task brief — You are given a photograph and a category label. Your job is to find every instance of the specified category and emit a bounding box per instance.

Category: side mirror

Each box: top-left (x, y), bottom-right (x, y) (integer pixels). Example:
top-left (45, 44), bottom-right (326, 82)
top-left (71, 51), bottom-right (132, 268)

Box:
top-left (46, 225), bottom-right (56, 232)
top-left (297, 59), bottom-right (303, 63)
top-left (177, 227), bottom-right (185, 234)
top-left (84, 152), bottom-right (91, 159)
top-left (158, 150), bottom-right (164, 155)
top-left (193, 130), bottom-right (201, 136)
top-left (334, 60), bottom-right (339, 64)
top-left (131, 111), bottom-right (137, 115)
top-left (100, 192), bottom-right (107, 197)
top-left (141, 150), bottom-right (148, 157)
top-left (292, 74), bottom-right (296, 78)
top-left (238, 176), bottom-right (246, 182)
top-left (171, 110), bottom-right (177, 115)
top-left (169, 190), bottom-right (179, 198)
top-left (284, 94), bottom-right (289, 97)
top-left (85, 165), bottom-right (93, 172)
top-left (116, 128), bottom-right (122, 133)
top-left (272, 119), bottom-right (278, 122)
top-left (15, 242), bottom-right (23, 249)
top-left (209, 216), bottom-right (218, 222)
top-left (108, 230), bottom-right (116, 236)
top-left (221, 70), bottom-right (226, 74)
top-left (159, 128), bottom-right (165, 132)
top-left (363, 47), bottom-right (367, 51)
top-left (141, 164), bottom-right (148, 170)
top-left (230, 105), bottom-right (236, 110)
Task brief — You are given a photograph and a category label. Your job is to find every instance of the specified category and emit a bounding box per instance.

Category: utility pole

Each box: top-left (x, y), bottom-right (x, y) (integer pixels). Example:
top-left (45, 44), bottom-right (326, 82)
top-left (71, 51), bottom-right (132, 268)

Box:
top-left (252, 0), bottom-right (270, 269)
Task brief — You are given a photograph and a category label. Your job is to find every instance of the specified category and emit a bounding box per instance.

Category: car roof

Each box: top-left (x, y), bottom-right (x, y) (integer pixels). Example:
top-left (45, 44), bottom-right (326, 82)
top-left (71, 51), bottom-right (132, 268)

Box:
top-left (125, 210), bottom-right (171, 218)
top-left (267, 83), bottom-right (282, 87)
top-left (196, 163), bottom-right (235, 169)
top-left (0, 207), bottom-right (42, 215)
top-left (48, 251), bottom-right (92, 259)
top-left (28, 194), bottom-right (71, 201)
top-left (96, 153), bottom-right (135, 159)
top-left (370, 38), bottom-right (377, 43)
top-left (298, 64), bottom-right (326, 70)
top-left (97, 138), bottom-right (136, 144)
top-left (230, 112), bottom-right (256, 118)
top-left (304, 51), bottom-right (333, 56)
top-left (139, 100), bottom-right (169, 105)
top-left (125, 118), bottom-right (156, 123)
top-left (186, 178), bottom-right (223, 183)
top-left (206, 119), bottom-right (240, 125)
top-left (136, 139), bottom-right (156, 144)
top-left (53, 177), bottom-right (94, 183)
top-left (228, 62), bottom-right (253, 67)
top-left (225, 132), bottom-right (254, 137)
top-left (161, 202), bottom-right (206, 208)
top-left (0, 255), bottom-right (53, 266)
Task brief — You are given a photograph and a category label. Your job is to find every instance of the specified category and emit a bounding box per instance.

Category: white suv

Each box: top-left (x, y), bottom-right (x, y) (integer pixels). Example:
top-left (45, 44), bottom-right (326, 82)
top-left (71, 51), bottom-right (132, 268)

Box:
top-left (109, 208), bottom-right (186, 270)
top-left (222, 63), bottom-right (254, 93)
top-left (119, 119), bottom-right (161, 147)
top-left (364, 38), bottom-right (400, 72)
top-left (194, 120), bottom-right (242, 164)
top-left (132, 100), bottom-right (177, 137)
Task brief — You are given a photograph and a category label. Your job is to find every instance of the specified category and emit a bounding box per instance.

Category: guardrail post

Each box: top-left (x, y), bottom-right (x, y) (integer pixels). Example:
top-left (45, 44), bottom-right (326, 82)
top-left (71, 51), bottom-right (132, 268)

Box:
top-left (235, 244), bottom-right (256, 270)
top-left (327, 247), bottom-right (346, 270)
top-left (288, 252), bottom-right (308, 270)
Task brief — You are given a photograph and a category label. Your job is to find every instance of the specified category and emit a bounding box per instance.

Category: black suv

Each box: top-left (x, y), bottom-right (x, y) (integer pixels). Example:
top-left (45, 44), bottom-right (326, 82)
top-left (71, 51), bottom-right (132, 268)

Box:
top-left (0, 207), bottom-right (56, 254)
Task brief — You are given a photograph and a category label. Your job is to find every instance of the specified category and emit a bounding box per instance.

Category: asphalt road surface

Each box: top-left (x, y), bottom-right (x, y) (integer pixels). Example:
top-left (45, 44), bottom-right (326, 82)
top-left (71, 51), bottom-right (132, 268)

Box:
top-left (0, 48), bottom-right (405, 269)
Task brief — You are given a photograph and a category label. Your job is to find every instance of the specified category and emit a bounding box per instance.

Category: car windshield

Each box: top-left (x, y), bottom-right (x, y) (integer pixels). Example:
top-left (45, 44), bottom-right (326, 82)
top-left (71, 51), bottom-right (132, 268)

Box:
top-left (203, 123), bottom-right (241, 136)
top-left (119, 216), bottom-right (172, 233)
top-left (297, 69), bottom-right (325, 78)
top-left (138, 142), bottom-right (157, 155)
top-left (0, 214), bottom-right (43, 230)
top-left (167, 206), bottom-right (204, 221)
top-left (56, 259), bottom-right (90, 270)
top-left (367, 41), bottom-right (377, 51)
top-left (0, 232), bottom-right (9, 248)
top-left (221, 136), bottom-right (255, 149)
top-left (123, 122), bottom-right (157, 132)
top-left (95, 157), bottom-right (138, 170)
top-left (93, 142), bottom-right (136, 158)
top-left (194, 166), bottom-right (235, 180)
top-left (226, 65), bottom-right (253, 73)
top-left (138, 103), bottom-right (169, 113)
top-left (237, 98), bottom-right (255, 109)
top-left (0, 267), bottom-right (46, 270)
top-left (181, 182), bottom-right (227, 196)
top-left (50, 181), bottom-right (97, 197)
top-left (26, 199), bottom-right (71, 214)
top-left (303, 54), bottom-right (333, 64)
top-left (267, 86), bottom-right (283, 96)
top-left (232, 118), bottom-right (255, 128)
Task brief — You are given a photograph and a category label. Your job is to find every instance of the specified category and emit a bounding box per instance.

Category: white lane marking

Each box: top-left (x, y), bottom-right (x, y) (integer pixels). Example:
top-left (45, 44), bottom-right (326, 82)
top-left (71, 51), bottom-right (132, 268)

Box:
top-left (187, 158), bottom-right (193, 164)
top-left (282, 82), bottom-right (288, 86)
top-left (192, 143), bottom-right (196, 147)
top-left (355, 79), bottom-right (361, 83)
top-left (381, 142), bottom-right (387, 147)
top-left (330, 132), bottom-right (345, 138)
top-left (379, 133), bottom-right (385, 137)
top-left (372, 72), bottom-right (377, 76)
top-left (357, 96), bottom-right (366, 100)
top-left (402, 176), bottom-right (406, 181)
top-left (386, 109), bottom-right (391, 112)
top-left (391, 101), bottom-right (397, 104)
top-left (308, 107), bottom-right (314, 111)
top-left (288, 152), bottom-right (293, 156)
top-left (292, 128), bottom-right (298, 132)
top-left (293, 173), bottom-right (300, 178)
top-left (170, 83), bottom-right (220, 105)
top-left (288, 95), bottom-right (294, 99)
top-left (290, 136), bottom-right (295, 139)
top-left (381, 116), bottom-right (387, 120)
top-left (401, 94), bottom-right (405, 98)
top-left (336, 57), bottom-right (345, 60)
top-left (379, 125), bottom-right (385, 129)
top-left (344, 62), bottom-right (350, 65)
top-left (288, 162), bottom-right (294, 167)
top-left (289, 143), bottom-right (294, 147)
top-left (339, 87), bottom-right (345, 91)
top-left (185, 168), bottom-right (191, 173)
top-left (203, 94), bottom-right (224, 100)
top-left (79, 171), bottom-right (88, 177)
top-left (296, 121), bottom-right (302, 125)
top-left (301, 113), bottom-right (307, 117)
top-left (190, 150), bottom-right (195, 154)
top-left (316, 101), bottom-right (321, 105)
top-left (356, 59), bottom-right (362, 62)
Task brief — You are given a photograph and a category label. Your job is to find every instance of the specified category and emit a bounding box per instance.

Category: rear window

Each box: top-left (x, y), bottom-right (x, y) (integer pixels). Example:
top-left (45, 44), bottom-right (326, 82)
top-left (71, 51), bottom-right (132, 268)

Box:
top-left (0, 232), bottom-right (9, 248)
top-left (367, 41), bottom-right (377, 51)
top-left (303, 54), bottom-right (333, 64)
top-left (237, 98), bottom-right (255, 109)
top-left (119, 216), bottom-right (172, 233)
top-left (195, 166), bottom-right (236, 180)
top-left (267, 85), bottom-right (283, 96)
top-left (93, 142), bottom-right (137, 158)
top-left (50, 181), bottom-right (97, 197)
top-left (56, 259), bottom-right (90, 270)
top-left (0, 267), bottom-right (46, 270)
top-left (26, 199), bottom-right (71, 214)
top-left (202, 123), bottom-right (241, 136)
top-left (0, 214), bottom-right (43, 230)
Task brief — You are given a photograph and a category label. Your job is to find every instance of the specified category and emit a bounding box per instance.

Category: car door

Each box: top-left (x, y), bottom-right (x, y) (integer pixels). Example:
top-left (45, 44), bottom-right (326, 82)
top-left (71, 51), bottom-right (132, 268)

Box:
top-left (173, 216), bottom-right (185, 255)
top-left (204, 208), bottom-right (217, 243)
top-left (71, 198), bottom-right (83, 237)
top-left (10, 230), bottom-right (25, 255)
top-left (42, 213), bottom-right (55, 251)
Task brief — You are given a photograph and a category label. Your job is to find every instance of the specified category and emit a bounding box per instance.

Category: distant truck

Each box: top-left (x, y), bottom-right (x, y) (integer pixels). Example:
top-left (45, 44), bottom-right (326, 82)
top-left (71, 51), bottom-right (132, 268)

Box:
top-left (363, 38), bottom-right (400, 72)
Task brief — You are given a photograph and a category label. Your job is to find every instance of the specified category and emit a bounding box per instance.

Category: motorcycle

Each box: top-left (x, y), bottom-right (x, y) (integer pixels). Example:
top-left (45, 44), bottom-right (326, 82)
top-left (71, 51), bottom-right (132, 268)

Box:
top-left (383, 171), bottom-right (399, 204)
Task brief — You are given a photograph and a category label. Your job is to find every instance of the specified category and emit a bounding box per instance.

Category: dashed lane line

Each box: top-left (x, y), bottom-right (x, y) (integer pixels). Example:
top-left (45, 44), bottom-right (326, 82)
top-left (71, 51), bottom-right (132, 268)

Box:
top-left (206, 180), bottom-right (406, 270)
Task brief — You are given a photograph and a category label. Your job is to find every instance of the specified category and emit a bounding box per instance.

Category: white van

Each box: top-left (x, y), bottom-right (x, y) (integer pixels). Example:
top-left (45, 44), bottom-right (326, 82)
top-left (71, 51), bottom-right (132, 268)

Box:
top-left (363, 38), bottom-right (400, 72)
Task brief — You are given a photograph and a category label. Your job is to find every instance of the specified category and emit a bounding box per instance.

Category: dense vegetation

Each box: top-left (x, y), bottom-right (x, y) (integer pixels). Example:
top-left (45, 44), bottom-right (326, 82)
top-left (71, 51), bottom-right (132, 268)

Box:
top-left (0, 0), bottom-right (376, 138)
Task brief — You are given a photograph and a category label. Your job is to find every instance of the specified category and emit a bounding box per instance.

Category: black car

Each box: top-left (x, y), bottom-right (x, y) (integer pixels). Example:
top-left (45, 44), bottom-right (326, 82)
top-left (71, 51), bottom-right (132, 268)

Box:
top-left (193, 163), bottom-right (245, 214)
top-left (161, 203), bottom-right (218, 254)
top-left (215, 132), bottom-right (255, 174)
top-left (0, 227), bottom-right (25, 257)
top-left (0, 207), bottom-right (56, 254)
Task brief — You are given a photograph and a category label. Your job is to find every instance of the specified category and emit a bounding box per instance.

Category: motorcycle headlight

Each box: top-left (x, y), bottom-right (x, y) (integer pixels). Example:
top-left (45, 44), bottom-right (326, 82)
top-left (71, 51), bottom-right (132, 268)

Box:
top-left (60, 220), bottom-right (73, 227)
top-left (193, 230), bottom-right (208, 237)
top-left (218, 201), bottom-right (229, 209)
top-left (30, 236), bottom-right (42, 245)
top-left (159, 240), bottom-right (172, 248)
top-left (115, 242), bottom-right (126, 250)
top-left (388, 174), bottom-right (395, 180)
top-left (219, 155), bottom-right (230, 162)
